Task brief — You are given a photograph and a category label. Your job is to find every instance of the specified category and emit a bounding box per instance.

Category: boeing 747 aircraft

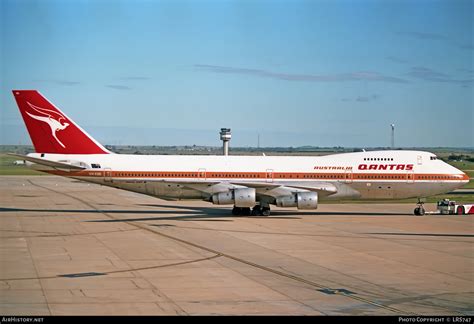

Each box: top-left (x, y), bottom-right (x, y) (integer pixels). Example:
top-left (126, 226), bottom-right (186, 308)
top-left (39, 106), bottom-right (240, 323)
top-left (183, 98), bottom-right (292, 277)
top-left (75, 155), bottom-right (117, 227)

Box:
top-left (10, 90), bottom-right (469, 216)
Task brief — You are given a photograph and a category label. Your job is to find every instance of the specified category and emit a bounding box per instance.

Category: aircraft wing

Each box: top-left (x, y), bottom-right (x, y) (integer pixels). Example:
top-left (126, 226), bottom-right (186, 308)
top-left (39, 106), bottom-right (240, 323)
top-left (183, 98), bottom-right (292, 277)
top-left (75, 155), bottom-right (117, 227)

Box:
top-left (113, 179), bottom-right (252, 195)
top-left (123, 178), bottom-right (338, 198)
top-left (231, 181), bottom-right (338, 198)
top-left (7, 153), bottom-right (87, 171)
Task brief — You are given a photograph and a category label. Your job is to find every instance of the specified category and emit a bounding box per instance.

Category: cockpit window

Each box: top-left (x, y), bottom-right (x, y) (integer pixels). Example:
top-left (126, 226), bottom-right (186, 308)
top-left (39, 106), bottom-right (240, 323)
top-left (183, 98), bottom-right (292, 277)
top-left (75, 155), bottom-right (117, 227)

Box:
top-left (430, 156), bottom-right (437, 160)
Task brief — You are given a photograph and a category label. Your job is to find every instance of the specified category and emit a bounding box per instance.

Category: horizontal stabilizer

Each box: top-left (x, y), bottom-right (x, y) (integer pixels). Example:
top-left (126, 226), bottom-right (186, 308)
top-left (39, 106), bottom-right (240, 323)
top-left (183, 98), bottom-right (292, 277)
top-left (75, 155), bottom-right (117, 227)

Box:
top-left (7, 153), bottom-right (86, 170)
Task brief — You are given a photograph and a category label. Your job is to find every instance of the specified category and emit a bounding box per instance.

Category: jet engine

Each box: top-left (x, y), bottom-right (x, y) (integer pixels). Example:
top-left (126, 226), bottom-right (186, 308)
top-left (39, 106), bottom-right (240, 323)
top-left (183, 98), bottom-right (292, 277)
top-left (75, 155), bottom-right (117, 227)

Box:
top-left (276, 192), bottom-right (318, 209)
top-left (211, 188), bottom-right (256, 207)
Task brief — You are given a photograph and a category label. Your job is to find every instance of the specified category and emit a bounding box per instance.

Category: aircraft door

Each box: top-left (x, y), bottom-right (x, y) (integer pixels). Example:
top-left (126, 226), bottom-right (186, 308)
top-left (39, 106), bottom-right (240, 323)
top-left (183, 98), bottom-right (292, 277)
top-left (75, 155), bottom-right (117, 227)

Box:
top-left (266, 169), bottom-right (274, 183)
top-left (406, 170), bottom-right (415, 184)
top-left (104, 168), bottom-right (112, 183)
top-left (198, 168), bottom-right (207, 180)
top-left (344, 169), bottom-right (353, 183)
top-left (417, 155), bottom-right (423, 165)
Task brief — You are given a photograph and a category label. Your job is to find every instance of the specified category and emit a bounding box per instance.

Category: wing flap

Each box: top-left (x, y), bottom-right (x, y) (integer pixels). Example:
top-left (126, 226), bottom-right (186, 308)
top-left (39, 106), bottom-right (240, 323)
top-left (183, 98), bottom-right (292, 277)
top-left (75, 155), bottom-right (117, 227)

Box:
top-left (230, 181), bottom-right (338, 198)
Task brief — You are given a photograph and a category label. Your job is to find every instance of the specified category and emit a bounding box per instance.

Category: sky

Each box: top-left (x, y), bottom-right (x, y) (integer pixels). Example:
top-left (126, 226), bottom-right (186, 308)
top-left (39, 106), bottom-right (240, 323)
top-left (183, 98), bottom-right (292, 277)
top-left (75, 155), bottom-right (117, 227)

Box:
top-left (1, 0), bottom-right (473, 148)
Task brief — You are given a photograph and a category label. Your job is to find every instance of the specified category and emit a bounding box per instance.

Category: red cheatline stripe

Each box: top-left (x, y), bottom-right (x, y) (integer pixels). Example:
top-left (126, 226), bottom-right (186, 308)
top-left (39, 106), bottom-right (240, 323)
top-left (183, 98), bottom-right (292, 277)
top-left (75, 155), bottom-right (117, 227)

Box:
top-left (43, 170), bottom-right (468, 182)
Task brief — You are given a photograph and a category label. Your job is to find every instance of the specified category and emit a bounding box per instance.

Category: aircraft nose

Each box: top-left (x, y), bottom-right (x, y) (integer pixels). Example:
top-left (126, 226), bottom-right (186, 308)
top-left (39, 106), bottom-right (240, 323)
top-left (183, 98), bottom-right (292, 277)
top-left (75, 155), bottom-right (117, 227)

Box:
top-left (452, 166), bottom-right (470, 185)
top-left (460, 171), bottom-right (470, 183)
top-left (446, 163), bottom-right (469, 186)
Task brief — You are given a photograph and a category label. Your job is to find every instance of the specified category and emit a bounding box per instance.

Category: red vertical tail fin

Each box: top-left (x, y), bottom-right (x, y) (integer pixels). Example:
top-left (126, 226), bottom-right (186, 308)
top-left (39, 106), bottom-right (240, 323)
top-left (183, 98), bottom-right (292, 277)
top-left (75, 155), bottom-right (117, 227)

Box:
top-left (12, 90), bottom-right (110, 154)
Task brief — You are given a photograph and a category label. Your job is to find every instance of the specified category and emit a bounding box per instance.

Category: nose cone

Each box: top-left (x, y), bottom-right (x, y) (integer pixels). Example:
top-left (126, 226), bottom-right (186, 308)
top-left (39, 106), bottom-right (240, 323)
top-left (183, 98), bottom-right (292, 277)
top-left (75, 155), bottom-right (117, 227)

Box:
top-left (441, 161), bottom-right (469, 189)
top-left (459, 171), bottom-right (470, 184)
top-left (451, 165), bottom-right (470, 186)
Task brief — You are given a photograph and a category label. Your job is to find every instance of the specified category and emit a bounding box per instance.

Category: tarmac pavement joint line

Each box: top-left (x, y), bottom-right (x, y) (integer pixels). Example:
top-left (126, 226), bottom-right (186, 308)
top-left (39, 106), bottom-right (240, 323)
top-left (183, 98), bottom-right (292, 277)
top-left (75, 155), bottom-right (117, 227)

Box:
top-left (0, 228), bottom-right (142, 239)
top-left (26, 179), bottom-right (419, 316)
top-left (0, 254), bottom-right (221, 282)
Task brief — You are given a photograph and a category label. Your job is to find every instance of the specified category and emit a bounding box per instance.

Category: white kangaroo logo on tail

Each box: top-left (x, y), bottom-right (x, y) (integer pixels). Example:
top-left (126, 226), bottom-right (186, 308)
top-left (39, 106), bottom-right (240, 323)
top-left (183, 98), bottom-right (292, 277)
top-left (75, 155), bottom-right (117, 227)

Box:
top-left (25, 102), bottom-right (70, 148)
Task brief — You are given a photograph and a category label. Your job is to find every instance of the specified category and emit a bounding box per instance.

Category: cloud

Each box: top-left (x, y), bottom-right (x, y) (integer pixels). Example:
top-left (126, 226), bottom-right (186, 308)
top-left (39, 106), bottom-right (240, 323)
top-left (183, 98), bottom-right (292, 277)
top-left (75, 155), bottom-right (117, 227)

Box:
top-left (407, 66), bottom-right (474, 85)
top-left (195, 64), bottom-right (409, 84)
top-left (397, 31), bottom-right (473, 52)
top-left (458, 43), bottom-right (474, 50)
top-left (386, 56), bottom-right (408, 64)
top-left (407, 66), bottom-right (451, 81)
top-left (356, 94), bottom-right (379, 102)
top-left (34, 79), bottom-right (81, 86)
top-left (119, 76), bottom-right (151, 80)
top-left (457, 68), bottom-right (474, 74)
top-left (342, 94), bottom-right (379, 103)
top-left (396, 31), bottom-right (448, 40)
top-left (105, 85), bottom-right (132, 90)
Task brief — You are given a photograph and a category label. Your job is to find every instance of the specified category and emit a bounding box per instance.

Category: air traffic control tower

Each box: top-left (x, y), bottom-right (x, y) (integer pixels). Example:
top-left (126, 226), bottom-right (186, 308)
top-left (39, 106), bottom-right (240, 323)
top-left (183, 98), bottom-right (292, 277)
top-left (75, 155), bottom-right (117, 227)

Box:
top-left (220, 128), bottom-right (231, 156)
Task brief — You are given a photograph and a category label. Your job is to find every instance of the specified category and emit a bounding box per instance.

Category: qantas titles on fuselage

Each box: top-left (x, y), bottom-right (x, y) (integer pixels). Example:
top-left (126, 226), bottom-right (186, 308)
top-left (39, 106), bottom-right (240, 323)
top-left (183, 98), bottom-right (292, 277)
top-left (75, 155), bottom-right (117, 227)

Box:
top-left (11, 90), bottom-right (469, 216)
top-left (358, 164), bottom-right (413, 171)
top-left (314, 166), bottom-right (352, 170)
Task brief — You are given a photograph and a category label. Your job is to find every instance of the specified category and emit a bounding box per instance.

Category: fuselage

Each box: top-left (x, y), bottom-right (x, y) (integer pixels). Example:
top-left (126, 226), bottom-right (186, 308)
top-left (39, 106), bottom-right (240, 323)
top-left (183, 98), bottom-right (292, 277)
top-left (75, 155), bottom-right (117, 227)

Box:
top-left (13, 90), bottom-right (470, 215)
top-left (28, 150), bottom-right (468, 201)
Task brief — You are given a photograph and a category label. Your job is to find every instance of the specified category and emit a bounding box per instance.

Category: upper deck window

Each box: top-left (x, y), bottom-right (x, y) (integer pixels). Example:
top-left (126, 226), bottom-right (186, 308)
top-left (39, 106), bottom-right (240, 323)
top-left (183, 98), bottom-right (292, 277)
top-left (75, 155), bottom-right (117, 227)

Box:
top-left (363, 157), bottom-right (394, 161)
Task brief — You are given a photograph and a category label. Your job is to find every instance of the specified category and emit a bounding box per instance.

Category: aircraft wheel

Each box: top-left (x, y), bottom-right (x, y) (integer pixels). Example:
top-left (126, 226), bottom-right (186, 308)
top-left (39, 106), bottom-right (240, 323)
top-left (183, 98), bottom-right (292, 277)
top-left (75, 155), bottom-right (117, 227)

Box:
top-left (232, 207), bottom-right (242, 216)
top-left (414, 207), bottom-right (420, 215)
top-left (261, 207), bottom-right (271, 216)
top-left (241, 207), bottom-right (252, 216)
top-left (251, 205), bottom-right (261, 216)
top-left (457, 206), bottom-right (465, 215)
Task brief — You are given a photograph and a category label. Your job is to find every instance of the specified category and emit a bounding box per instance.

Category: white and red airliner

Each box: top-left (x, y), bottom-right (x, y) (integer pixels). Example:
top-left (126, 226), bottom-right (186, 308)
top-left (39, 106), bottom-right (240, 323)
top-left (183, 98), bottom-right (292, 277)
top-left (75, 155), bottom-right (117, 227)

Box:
top-left (10, 90), bottom-right (469, 216)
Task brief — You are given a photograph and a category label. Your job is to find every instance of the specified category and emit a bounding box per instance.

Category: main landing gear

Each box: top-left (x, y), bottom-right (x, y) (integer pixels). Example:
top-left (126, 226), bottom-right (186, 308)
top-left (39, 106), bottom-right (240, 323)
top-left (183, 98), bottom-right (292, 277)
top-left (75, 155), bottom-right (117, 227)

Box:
top-left (414, 198), bottom-right (426, 216)
top-left (251, 205), bottom-right (271, 216)
top-left (232, 205), bottom-right (271, 216)
top-left (232, 207), bottom-right (251, 216)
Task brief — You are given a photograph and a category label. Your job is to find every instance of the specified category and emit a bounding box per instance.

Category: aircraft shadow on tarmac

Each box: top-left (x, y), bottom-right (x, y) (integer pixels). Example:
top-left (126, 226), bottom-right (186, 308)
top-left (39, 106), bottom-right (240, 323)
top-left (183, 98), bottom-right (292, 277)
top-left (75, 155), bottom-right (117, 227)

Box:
top-left (0, 205), bottom-right (412, 216)
top-left (0, 206), bottom-right (230, 222)
top-left (0, 205), bottom-right (412, 221)
top-left (0, 206), bottom-right (206, 215)
top-left (0, 206), bottom-right (299, 222)
top-left (137, 203), bottom-right (413, 216)
top-left (366, 232), bottom-right (474, 238)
